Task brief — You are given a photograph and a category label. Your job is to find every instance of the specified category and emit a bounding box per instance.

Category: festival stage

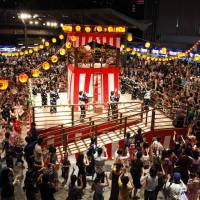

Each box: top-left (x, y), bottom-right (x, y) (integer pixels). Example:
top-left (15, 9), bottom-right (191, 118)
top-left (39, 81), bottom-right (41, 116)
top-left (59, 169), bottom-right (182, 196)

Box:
top-left (31, 92), bottom-right (174, 129)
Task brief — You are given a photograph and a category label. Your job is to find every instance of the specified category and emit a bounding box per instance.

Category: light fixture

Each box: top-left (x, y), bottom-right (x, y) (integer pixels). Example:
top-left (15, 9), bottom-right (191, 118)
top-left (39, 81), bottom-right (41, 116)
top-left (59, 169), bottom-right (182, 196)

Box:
top-left (85, 26), bottom-right (91, 33)
top-left (59, 34), bottom-right (64, 40)
top-left (33, 14), bottom-right (38, 19)
top-left (59, 48), bottom-right (66, 56)
top-left (34, 21), bottom-right (39, 25)
top-left (145, 42), bottom-right (151, 48)
top-left (18, 13), bottom-right (32, 20)
top-left (45, 41), bottom-right (49, 47)
top-left (29, 21), bottom-right (33, 25)
top-left (127, 33), bottom-right (133, 42)
top-left (52, 38), bottom-right (57, 43)
top-left (75, 25), bottom-right (81, 31)
top-left (19, 73), bottom-right (28, 83)
top-left (51, 55), bottom-right (58, 63)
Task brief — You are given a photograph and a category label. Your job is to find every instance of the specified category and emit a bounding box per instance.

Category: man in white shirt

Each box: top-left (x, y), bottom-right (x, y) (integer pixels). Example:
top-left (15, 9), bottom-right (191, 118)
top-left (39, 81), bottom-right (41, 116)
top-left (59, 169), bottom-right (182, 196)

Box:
top-left (94, 147), bottom-right (108, 183)
top-left (33, 137), bottom-right (43, 166)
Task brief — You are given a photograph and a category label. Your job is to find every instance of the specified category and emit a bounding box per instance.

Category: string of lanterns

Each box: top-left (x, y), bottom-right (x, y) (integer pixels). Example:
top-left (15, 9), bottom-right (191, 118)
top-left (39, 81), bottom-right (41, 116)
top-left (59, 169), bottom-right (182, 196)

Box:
top-left (125, 33), bottom-right (200, 62)
top-left (0, 33), bottom-right (65, 57)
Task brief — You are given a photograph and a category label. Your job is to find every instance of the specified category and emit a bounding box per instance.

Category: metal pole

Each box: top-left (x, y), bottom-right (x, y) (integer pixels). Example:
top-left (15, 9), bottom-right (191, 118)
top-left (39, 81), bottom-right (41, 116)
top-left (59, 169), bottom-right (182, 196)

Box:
top-left (24, 22), bottom-right (28, 48)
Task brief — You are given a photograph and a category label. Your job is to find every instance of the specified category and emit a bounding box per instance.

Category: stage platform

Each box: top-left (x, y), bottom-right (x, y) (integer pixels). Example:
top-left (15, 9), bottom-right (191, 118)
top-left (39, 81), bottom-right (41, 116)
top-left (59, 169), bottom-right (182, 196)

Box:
top-left (31, 92), bottom-right (174, 130)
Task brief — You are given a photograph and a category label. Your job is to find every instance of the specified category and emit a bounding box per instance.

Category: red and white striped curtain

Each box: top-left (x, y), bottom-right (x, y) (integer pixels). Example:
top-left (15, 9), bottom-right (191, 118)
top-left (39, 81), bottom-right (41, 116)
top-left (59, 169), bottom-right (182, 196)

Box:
top-left (67, 32), bottom-right (122, 48)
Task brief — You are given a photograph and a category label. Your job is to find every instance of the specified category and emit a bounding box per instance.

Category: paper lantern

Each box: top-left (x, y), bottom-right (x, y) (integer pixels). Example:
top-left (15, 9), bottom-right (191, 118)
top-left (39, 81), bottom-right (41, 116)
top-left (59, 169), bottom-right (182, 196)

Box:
top-left (194, 54), bottom-right (200, 61)
top-left (34, 47), bottom-right (38, 52)
top-left (178, 52), bottom-right (182, 58)
top-left (127, 33), bottom-right (133, 42)
top-left (126, 47), bottom-right (131, 52)
top-left (0, 80), bottom-right (8, 90)
top-left (145, 42), bottom-right (151, 48)
top-left (137, 53), bottom-right (141, 57)
top-left (29, 49), bottom-right (33, 54)
top-left (120, 44), bottom-right (125, 49)
top-left (32, 69), bottom-right (40, 78)
top-left (108, 26), bottom-right (114, 32)
top-left (96, 26), bottom-right (103, 32)
top-left (59, 34), bottom-right (64, 40)
top-left (71, 36), bottom-right (77, 42)
top-left (45, 41), bottom-right (50, 47)
top-left (132, 50), bottom-right (136, 55)
top-left (161, 47), bottom-right (167, 54)
top-left (19, 52), bottom-right (24, 56)
top-left (25, 50), bottom-right (28, 55)
top-left (116, 26), bottom-right (125, 33)
top-left (66, 42), bottom-right (72, 49)
top-left (59, 48), bottom-right (66, 56)
top-left (19, 73), bottom-right (28, 83)
top-left (75, 25), bottom-right (81, 32)
top-left (62, 25), bottom-right (72, 32)
top-left (39, 45), bottom-right (44, 49)
top-left (85, 26), bottom-right (91, 33)
top-left (52, 38), bottom-right (57, 43)
top-left (42, 62), bottom-right (50, 70)
top-left (51, 55), bottom-right (58, 63)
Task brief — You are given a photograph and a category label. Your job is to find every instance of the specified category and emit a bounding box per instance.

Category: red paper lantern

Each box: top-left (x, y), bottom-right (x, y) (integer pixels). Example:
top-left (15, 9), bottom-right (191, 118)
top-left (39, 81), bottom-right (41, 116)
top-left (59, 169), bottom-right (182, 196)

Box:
top-left (19, 73), bottom-right (28, 83)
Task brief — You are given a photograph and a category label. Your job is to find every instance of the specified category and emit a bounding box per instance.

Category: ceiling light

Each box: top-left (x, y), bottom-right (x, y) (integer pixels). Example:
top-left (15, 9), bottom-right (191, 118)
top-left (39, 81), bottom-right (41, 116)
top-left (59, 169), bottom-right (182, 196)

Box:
top-left (47, 22), bottom-right (50, 26)
top-left (34, 21), bottom-right (39, 25)
top-left (19, 13), bottom-right (32, 20)
top-left (60, 23), bottom-right (63, 27)
top-left (29, 21), bottom-right (33, 24)
top-left (33, 14), bottom-right (38, 19)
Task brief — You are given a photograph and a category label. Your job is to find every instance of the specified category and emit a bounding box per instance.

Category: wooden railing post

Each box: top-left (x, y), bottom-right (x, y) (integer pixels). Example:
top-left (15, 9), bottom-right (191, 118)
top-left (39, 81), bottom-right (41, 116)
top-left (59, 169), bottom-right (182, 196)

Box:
top-left (61, 125), bottom-right (67, 160)
top-left (124, 117), bottom-right (127, 135)
top-left (71, 105), bottom-right (74, 126)
top-left (108, 103), bottom-right (110, 121)
top-left (145, 110), bottom-right (148, 126)
top-left (141, 102), bottom-right (144, 121)
top-left (151, 109), bottom-right (155, 131)
top-left (120, 113), bottom-right (123, 134)
top-left (32, 107), bottom-right (35, 124)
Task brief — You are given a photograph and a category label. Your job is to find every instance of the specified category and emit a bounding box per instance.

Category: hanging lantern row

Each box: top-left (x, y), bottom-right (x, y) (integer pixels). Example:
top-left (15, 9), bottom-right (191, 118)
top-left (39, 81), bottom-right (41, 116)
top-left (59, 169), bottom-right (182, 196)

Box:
top-left (0, 33), bottom-right (66, 57)
top-left (62, 24), bottom-right (126, 33)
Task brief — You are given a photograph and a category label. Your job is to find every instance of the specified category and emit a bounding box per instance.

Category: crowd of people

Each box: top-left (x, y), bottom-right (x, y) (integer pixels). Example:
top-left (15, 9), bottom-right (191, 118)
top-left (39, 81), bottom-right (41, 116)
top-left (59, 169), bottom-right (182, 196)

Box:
top-left (0, 45), bottom-right (200, 200)
top-left (0, 120), bottom-right (199, 200)
top-left (120, 56), bottom-right (200, 127)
